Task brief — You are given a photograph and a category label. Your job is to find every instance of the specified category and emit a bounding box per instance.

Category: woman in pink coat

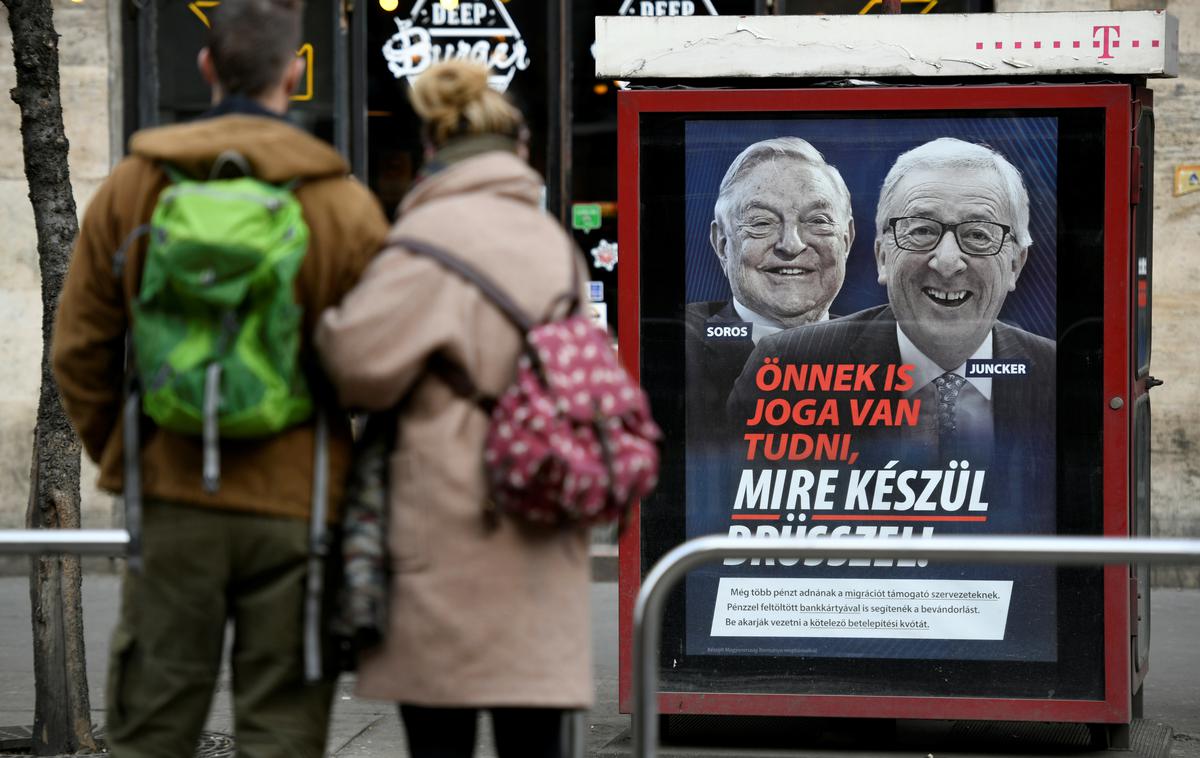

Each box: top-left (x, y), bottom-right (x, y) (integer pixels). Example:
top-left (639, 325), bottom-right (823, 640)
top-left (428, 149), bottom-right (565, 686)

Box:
top-left (316, 61), bottom-right (591, 758)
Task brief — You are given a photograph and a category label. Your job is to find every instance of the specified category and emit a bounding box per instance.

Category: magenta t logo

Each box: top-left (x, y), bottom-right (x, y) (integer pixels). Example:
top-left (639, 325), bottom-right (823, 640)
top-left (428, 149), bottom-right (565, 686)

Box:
top-left (1093, 25), bottom-right (1120, 59)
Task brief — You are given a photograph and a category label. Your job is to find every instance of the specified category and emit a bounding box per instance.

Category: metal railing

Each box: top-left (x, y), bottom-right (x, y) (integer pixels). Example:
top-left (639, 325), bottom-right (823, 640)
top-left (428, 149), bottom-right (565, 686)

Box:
top-left (632, 534), bottom-right (1200, 758)
top-left (0, 528), bottom-right (586, 758)
top-left (0, 529), bottom-right (129, 556)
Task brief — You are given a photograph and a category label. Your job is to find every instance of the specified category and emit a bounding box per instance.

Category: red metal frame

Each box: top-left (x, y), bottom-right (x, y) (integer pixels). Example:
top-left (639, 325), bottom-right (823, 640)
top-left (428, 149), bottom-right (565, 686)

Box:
top-left (617, 84), bottom-right (1134, 724)
top-left (1129, 85), bottom-right (1155, 695)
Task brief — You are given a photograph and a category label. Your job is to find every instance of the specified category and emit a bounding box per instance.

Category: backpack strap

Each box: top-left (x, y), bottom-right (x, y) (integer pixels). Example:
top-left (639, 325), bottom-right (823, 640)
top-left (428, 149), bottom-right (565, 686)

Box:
top-left (390, 236), bottom-right (536, 335)
top-left (122, 339), bottom-right (144, 575)
top-left (162, 163), bottom-right (191, 184)
top-left (304, 408), bottom-right (330, 683)
top-left (389, 236), bottom-right (583, 409)
top-left (209, 150), bottom-right (252, 180)
top-left (159, 151), bottom-right (258, 185)
top-left (113, 224), bottom-right (152, 280)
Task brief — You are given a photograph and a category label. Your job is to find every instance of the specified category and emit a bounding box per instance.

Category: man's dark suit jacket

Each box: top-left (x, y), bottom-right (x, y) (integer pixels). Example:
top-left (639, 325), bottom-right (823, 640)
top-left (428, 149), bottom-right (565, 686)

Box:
top-left (685, 300), bottom-right (755, 436)
top-left (685, 300), bottom-right (846, 438)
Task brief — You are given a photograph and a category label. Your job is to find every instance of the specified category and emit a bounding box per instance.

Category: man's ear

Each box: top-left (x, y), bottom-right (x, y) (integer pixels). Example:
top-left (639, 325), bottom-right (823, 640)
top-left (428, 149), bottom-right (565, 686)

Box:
top-left (1008, 244), bottom-right (1030, 291)
top-left (844, 218), bottom-right (856, 252)
top-left (710, 220), bottom-right (729, 275)
top-left (875, 238), bottom-right (888, 285)
top-left (283, 56), bottom-right (305, 96)
top-left (198, 47), bottom-right (218, 88)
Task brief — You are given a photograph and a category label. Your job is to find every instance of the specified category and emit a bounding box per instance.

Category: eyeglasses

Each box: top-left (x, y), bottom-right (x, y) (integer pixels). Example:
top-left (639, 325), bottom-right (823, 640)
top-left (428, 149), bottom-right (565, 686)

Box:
top-left (888, 216), bottom-right (1011, 257)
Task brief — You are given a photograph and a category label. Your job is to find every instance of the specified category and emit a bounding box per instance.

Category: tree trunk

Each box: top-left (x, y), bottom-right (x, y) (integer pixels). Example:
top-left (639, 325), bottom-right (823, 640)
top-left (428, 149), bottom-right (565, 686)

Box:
top-left (3, 0), bottom-right (95, 753)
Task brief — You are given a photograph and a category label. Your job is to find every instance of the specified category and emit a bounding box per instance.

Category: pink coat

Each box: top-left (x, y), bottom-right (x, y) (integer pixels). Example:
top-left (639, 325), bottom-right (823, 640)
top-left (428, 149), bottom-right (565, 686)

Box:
top-left (316, 151), bottom-right (592, 707)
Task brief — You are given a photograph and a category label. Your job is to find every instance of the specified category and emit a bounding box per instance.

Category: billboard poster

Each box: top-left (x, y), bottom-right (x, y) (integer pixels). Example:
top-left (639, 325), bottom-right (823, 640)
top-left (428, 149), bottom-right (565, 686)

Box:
top-left (682, 116), bottom-right (1059, 662)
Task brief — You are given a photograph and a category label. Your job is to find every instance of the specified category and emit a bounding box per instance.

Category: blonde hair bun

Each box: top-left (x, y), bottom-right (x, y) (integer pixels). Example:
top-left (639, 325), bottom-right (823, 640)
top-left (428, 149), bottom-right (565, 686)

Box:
top-left (410, 60), bottom-right (489, 114)
top-left (409, 61), bottom-right (524, 148)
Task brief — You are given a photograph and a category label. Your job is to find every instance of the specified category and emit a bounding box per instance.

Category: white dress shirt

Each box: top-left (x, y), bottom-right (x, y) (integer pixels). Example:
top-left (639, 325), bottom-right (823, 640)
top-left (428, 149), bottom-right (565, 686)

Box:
top-left (732, 298), bottom-right (829, 345)
top-left (897, 325), bottom-right (994, 454)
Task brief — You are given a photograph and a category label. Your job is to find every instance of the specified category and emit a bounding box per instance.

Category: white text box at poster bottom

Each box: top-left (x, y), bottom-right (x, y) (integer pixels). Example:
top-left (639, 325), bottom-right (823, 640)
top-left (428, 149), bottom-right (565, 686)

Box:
top-left (710, 578), bottom-right (1013, 640)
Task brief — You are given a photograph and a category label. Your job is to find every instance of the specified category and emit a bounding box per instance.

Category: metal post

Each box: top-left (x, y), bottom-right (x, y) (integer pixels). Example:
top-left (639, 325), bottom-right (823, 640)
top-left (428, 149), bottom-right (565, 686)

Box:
top-left (349, 0), bottom-right (368, 182)
top-left (0, 530), bottom-right (130, 556)
top-left (545, 0), bottom-right (568, 225)
top-left (632, 534), bottom-right (1200, 758)
top-left (136, 0), bottom-right (159, 129)
top-left (562, 709), bottom-right (585, 758)
top-left (333, 0), bottom-right (351, 159)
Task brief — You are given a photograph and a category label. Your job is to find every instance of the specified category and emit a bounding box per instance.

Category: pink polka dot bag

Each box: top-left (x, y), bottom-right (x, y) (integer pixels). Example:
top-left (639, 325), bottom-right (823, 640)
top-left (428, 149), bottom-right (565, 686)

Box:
top-left (395, 238), bottom-right (662, 529)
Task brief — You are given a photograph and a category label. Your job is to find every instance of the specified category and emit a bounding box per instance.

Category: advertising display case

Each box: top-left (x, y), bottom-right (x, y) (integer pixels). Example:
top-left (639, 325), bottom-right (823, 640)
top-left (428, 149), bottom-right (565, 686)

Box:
top-left (601, 10), bottom-right (1174, 731)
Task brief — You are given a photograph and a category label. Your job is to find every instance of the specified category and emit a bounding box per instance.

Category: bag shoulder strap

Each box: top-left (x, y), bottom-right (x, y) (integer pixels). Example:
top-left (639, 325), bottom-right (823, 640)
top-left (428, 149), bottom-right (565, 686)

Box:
top-left (390, 236), bottom-right (536, 334)
top-left (303, 408), bottom-right (329, 682)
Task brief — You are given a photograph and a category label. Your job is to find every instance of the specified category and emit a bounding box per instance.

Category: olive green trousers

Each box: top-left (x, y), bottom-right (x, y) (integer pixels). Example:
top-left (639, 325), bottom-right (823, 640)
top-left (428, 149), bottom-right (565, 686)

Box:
top-left (105, 501), bottom-right (335, 758)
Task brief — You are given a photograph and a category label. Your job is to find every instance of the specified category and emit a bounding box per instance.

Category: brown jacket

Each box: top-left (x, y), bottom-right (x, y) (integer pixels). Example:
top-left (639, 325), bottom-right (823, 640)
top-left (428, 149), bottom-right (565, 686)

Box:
top-left (316, 150), bottom-right (593, 707)
top-left (52, 115), bottom-right (389, 521)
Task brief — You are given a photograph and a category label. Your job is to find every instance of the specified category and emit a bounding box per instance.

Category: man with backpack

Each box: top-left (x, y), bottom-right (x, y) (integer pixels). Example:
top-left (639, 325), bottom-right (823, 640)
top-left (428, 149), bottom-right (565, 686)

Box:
top-left (51, 0), bottom-right (388, 754)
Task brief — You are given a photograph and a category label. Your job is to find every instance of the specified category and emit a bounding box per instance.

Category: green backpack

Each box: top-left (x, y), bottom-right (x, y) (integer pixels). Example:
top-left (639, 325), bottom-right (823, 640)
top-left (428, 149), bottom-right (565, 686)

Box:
top-left (127, 153), bottom-right (313, 492)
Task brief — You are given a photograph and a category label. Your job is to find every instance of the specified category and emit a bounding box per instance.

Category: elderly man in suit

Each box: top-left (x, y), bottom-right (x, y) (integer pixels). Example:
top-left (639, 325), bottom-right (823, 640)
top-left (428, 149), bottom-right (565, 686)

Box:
top-left (686, 137), bottom-right (854, 434)
top-left (729, 137), bottom-right (1054, 467)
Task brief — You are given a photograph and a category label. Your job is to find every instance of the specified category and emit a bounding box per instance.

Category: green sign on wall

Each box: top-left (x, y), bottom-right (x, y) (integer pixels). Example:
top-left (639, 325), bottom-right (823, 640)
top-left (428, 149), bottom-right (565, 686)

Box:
top-left (572, 203), bottom-right (603, 233)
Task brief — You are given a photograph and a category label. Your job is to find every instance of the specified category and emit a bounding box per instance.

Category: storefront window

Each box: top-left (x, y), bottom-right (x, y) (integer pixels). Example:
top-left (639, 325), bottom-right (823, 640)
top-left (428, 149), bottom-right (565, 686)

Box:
top-left (127, 0), bottom-right (998, 339)
top-left (570, 1), bottom-right (761, 336)
top-left (130, 0), bottom-right (338, 140)
top-left (364, 1), bottom-right (555, 215)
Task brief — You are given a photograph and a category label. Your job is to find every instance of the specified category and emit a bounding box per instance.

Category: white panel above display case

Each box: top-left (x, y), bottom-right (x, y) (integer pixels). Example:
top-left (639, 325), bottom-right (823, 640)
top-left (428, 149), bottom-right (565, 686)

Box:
top-left (595, 11), bottom-right (1178, 79)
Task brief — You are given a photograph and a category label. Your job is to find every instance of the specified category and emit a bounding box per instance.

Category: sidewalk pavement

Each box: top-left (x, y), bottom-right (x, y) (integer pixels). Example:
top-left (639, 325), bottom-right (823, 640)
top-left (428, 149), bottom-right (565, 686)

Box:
top-left (0, 574), bottom-right (1197, 757)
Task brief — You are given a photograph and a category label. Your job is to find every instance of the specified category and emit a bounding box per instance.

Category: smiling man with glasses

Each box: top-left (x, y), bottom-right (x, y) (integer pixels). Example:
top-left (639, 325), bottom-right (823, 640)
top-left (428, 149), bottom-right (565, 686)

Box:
top-left (729, 137), bottom-right (1054, 463)
top-left (873, 138), bottom-right (1038, 379)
